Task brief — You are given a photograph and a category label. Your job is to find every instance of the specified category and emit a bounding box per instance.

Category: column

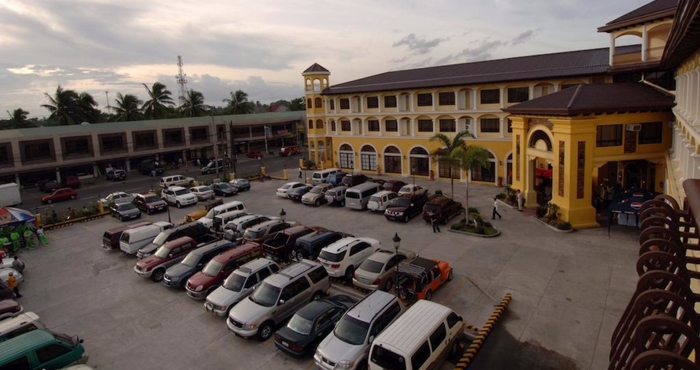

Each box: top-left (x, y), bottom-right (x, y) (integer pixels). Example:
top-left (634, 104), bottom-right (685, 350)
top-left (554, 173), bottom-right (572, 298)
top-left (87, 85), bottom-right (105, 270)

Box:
top-left (525, 158), bottom-right (537, 208)
top-left (453, 91), bottom-right (458, 110)
top-left (53, 137), bottom-right (63, 162)
top-left (471, 90), bottom-right (477, 110)
top-left (685, 143), bottom-right (694, 180)
top-left (528, 86), bottom-right (534, 101)
top-left (409, 94), bottom-right (414, 112)
top-left (14, 174), bottom-right (20, 188)
top-left (411, 118), bottom-right (416, 137)
top-left (499, 88), bottom-right (504, 109)
top-left (360, 96), bottom-right (364, 114)
top-left (55, 168), bottom-right (61, 183)
top-left (609, 33), bottom-right (615, 65)
top-left (499, 117), bottom-right (505, 138)
top-left (691, 153), bottom-right (700, 180)
top-left (432, 92), bottom-right (436, 110)
top-left (641, 24), bottom-right (648, 62)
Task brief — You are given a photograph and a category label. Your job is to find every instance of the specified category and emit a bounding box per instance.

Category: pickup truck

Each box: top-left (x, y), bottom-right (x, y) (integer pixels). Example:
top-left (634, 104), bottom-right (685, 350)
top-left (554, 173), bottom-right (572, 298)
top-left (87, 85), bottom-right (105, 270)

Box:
top-left (137, 222), bottom-right (220, 259)
top-left (134, 236), bottom-right (203, 282)
top-left (261, 225), bottom-right (321, 263)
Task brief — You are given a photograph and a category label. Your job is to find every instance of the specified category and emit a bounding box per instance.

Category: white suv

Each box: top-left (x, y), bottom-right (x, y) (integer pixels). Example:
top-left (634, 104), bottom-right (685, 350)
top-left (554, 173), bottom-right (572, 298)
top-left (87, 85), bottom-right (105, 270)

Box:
top-left (317, 237), bottom-right (380, 281)
top-left (161, 186), bottom-right (198, 208)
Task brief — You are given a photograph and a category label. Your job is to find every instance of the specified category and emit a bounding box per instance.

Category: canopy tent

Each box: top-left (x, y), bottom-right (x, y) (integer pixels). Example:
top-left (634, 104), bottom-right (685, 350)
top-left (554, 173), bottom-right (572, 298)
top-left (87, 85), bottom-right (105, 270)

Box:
top-left (607, 188), bottom-right (657, 236)
top-left (0, 207), bottom-right (36, 228)
top-left (535, 168), bottom-right (553, 178)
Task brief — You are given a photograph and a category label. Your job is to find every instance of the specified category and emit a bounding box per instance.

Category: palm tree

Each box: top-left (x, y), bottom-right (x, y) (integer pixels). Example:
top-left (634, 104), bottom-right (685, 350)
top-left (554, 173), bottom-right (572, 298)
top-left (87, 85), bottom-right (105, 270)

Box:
top-left (111, 93), bottom-right (144, 121)
top-left (6, 108), bottom-right (30, 129)
top-left (222, 89), bottom-right (254, 114)
top-left (41, 85), bottom-right (81, 125)
top-left (77, 92), bottom-right (100, 123)
top-left (142, 82), bottom-right (175, 119)
top-left (453, 145), bottom-right (491, 214)
top-left (429, 130), bottom-right (474, 199)
top-left (180, 89), bottom-right (209, 117)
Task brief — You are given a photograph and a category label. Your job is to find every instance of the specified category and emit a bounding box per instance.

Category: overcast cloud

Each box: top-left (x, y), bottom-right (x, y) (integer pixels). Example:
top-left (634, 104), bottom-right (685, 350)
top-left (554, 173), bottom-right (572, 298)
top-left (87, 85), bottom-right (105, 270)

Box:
top-left (0, 0), bottom-right (646, 118)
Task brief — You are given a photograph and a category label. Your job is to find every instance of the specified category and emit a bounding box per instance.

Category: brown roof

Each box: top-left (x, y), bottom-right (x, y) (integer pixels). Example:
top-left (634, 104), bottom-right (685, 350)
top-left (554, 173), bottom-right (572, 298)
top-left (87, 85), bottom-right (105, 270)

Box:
top-left (502, 83), bottom-right (675, 116)
top-left (321, 46), bottom-right (639, 96)
top-left (303, 63), bottom-right (330, 74)
top-left (598, 0), bottom-right (678, 32)
top-left (662, 0), bottom-right (700, 68)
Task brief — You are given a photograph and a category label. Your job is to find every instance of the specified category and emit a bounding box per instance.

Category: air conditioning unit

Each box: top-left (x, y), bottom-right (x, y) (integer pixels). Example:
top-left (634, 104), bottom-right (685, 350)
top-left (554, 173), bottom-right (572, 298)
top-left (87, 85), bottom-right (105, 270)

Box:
top-left (626, 124), bottom-right (642, 132)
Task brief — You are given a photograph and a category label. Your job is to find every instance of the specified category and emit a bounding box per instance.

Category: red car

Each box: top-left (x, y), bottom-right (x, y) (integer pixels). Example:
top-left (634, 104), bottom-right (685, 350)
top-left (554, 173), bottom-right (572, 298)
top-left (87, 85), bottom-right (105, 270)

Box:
top-left (185, 242), bottom-right (262, 299)
top-left (279, 146), bottom-right (300, 156)
top-left (246, 151), bottom-right (264, 159)
top-left (41, 188), bottom-right (77, 204)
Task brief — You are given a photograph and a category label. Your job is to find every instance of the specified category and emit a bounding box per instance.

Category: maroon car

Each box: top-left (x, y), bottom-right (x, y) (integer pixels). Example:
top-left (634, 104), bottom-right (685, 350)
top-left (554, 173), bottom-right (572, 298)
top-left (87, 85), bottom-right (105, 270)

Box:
top-left (246, 151), bottom-right (264, 158)
top-left (134, 236), bottom-right (201, 282)
top-left (41, 188), bottom-right (78, 204)
top-left (0, 298), bottom-right (23, 320)
top-left (185, 242), bottom-right (262, 299)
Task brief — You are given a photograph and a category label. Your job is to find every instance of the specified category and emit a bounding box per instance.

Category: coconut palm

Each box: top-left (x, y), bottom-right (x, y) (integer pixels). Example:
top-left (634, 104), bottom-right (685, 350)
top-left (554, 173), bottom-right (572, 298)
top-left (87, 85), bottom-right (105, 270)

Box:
top-left (77, 92), bottom-right (100, 123)
top-left (41, 85), bottom-right (81, 125)
top-left (180, 89), bottom-right (209, 117)
top-left (142, 82), bottom-right (175, 119)
top-left (222, 89), bottom-right (254, 114)
top-left (5, 108), bottom-right (30, 129)
top-left (111, 93), bottom-right (144, 122)
top-left (453, 145), bottom-right (491, 214)
top-left (429, 130), bottom-right (474, 199)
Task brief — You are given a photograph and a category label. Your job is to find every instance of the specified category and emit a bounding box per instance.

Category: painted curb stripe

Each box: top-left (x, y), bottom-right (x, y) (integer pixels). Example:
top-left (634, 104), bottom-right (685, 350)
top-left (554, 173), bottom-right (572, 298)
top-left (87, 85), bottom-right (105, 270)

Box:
top-left (454, 293), bottom-right (512, 370)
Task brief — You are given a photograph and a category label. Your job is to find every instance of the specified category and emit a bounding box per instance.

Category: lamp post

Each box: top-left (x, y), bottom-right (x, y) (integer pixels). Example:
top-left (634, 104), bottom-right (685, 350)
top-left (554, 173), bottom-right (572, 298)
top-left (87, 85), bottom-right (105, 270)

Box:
top-left (280, 208), bottom-right (286, 223)
top-left (392, 232), bottom-right (401, 297)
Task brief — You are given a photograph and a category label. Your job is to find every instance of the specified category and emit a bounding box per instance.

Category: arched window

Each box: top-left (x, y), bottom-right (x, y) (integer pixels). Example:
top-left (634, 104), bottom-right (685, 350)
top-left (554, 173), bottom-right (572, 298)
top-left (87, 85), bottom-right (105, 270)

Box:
top-left (316, 119), bottom-right (324, 129)
top-left (308, 119), bottom-right (313, 129)
top-left (315, 97), bottom-right (323, 109)
top-left (305, 79), bottom-right (311, 92)
top-left (384, 146), bottom-right (402, 174)
top-left (471, 151), bottom-right (496, 182)
top-left (339, 144), bottom-right (354, 169)
top-left (313, 79), bottom-right (321, 91)
top-left (360, 145), bottom-right (377, 171)
top-left (409, 147), bottom-right (429, 176)
top-left (307, 98), bottom-right (312, 109)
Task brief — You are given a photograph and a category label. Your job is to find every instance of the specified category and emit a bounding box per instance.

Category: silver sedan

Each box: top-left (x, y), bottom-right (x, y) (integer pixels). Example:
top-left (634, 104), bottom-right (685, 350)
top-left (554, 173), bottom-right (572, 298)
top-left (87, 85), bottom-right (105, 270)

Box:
top-left (352, 249), bottom-right (416, 291)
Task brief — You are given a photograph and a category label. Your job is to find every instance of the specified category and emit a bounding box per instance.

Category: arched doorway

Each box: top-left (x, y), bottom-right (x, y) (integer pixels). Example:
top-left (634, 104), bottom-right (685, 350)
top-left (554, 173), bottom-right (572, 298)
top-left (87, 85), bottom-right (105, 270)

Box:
top-left (317, 140), bottom-right (325, 163)
top-left (384, 146), bottom-right (402, 174)
top-left (409, 147), bottom-right (430, 176)
top-left (360, 145), bottom-right (377, 171)
top-left (339, 144), bottom-right (354, 170)
top-left (505, 153), bottom-right (513, 185)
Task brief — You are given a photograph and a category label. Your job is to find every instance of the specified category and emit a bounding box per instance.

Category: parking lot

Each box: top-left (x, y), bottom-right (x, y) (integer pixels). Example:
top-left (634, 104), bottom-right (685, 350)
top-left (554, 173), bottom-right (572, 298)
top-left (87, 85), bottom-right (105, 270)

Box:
top-left (16, 175), bottom-right (641, 370)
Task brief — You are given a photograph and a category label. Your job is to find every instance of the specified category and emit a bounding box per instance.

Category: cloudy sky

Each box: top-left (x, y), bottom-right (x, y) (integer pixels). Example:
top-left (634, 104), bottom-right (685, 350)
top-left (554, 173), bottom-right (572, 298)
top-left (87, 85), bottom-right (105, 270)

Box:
top-left (1, 0), bottom-right (646, 119)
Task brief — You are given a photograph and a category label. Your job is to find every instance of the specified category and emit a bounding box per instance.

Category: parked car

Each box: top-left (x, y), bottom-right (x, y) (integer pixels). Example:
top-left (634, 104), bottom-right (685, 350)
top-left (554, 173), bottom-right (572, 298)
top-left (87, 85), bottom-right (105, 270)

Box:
top-left (384, 194), bottom-right (429, 223)
top-left (162, 240), bottom-right (236, 289)
top-left (212, 210), bottom-right (250, 233)
top-left (0, 329), bottom-right (88, 369)
top-left (119, 222), bottom-right (174, 255)
top-left (396, 257), bottom-right (453, 303)
top-left (161, 186), bottom-right (198, 208)
top-left (230, 178), bottom-right (251, 192)
top-left (302, 183), bottom-right (333, 206)
top-left (382, 180), bottom-right (407, 193)
top-left (398, 184), bottom-right (428, 196)
top-left (223, 214), bottom-right (272, 242)
top-left (109, 202), bottom-right (141, 222)
top-left (160, 174), bottom-right (195, 188)
top-left (340, 174), bottom-right (369, 188)
top-left (185, 199), bottom-right (223, 223)
top-left (189, 185), bottom-right (215, 201)
top-left (200, 158), bottom-right (225, 174)
top-left (239, 219), bottom-right (297, 245)
top-left (276, 182), bottom-right (306, 198)
top-left (105, 169), bottom-right (127, 181)
top-left (198, 200), bottom-right (247, 229)
top-left (137, 222), bottom-right (219, 259)
top-left (133, 192), bottom-right (168, 215)
top-left (246, 151), bottom-right (264, 158)
top-left (134, 236), bottom-right (204, 282)
top-left (262, 225), bottom-right (322, 263)
top-left (287, 185), bottom-right (313, 202)
top-left (99, 192), bottom-right (135, 207)
top-left (352, 249), bottom-right (416, 291)
top-left (211, 182), bottom-right (238, 197)
top-left (279, 146), bottom-right (300, 156)
top-left (422, 196), bottom-right (463, 224)
top-left (38, 176), bottom-right (81, 192)
top-left (324, 186), bottom-right (348, 206)
top-left (367, 191), bottom-right (399, 213)
top-left (274, 295), bottom-right (358, 358)
top-left (139, 159), bottom-right (165, 175)
top-left (317, 237), bottom-right (381, 281)
top-left (41, 188), bottom-right (77, 204)
top-left (325, 172), bottom-right (347, 187)
top-left (293, 230), bottom-right (353, 262)
top-left (0, 269), bottom-right (23, 286)
top-left (185, 242), bottom-right (262, 299)
top-left (0, 299), bottom-right (23, 321)
top-left (204, 258), bottom-right (280, 317)
top-left (101, 221), bottom-right (152, 250)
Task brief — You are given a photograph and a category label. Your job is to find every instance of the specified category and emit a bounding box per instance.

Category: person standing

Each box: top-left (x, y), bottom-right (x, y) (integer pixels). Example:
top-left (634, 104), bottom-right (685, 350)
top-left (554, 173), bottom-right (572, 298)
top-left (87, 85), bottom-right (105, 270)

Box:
top-left (8, 272), bottom-right (20, 298)
top-left (516, 189), bottom-right (523, 211)
top-left (430, 214), bottom-right (441, 233)
top-left (493, 197), bottom-right (502, 220)
top-left (298, 167), bottom-right (302, 179)
top-left (11, 256), bottom-right (24, 273)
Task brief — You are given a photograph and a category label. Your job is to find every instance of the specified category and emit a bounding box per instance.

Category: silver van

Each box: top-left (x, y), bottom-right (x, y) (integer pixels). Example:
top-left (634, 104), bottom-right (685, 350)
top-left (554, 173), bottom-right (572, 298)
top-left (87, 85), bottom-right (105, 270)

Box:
top-left (119, 221), bottom-right (173, 255)
top-left (325, 186), bottom-right (348, 206)
top-left (345, 183), bottom-right (382, 210)
top-left (212, 210), bottom-right (250, 233)
top-left (198, 201), bottom-right (247, 229)
top-left (367, 191), bottom-right (399, 212)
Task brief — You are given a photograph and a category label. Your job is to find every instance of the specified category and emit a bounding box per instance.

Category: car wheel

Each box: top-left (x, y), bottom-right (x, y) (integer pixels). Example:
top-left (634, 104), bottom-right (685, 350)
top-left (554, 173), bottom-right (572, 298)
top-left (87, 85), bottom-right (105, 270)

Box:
top-left (146, 209), bottom-right (151, 215)
top-left (344, 266), bottom-right (354, 282)
top-left (258, 321), bottom-right (274, 341)
top-left (340, 200), bottom-right (345, 207)
top-left (119, 215), bottom-right (123, 222)
top-left (315, 199), bottom-right (321, 207)
top-left (447, 270), bottom-right (454, 281)
top-left (425, 290), bottom-right (433, 301)
top-left (403, 215), bottom-right (409, 223)
top-left (70, 195), bottom-right (76, 200)
top-left (152, 268), bottom-right (165, 282)
top-left (176, 202), bottom-right (182, 209)
top-left (295, 251), bottom-right (306, 262)
top-left (384, 279), bottom-right (393, 292)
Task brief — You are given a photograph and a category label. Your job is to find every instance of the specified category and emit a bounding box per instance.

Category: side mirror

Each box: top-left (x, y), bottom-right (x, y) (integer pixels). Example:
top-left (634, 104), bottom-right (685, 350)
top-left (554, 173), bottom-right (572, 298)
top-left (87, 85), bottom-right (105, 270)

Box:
top-left (168, 254), bottom-right (173, 258)
top-left (278, 299), bottom-right (286, 306)
top-left (368, 335), bottom-right (375, 344)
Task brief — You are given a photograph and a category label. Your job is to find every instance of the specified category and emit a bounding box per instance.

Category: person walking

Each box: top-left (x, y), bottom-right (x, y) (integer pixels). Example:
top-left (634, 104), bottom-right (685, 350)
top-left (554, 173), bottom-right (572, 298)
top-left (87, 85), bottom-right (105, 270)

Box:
top-left (8, 272), bottom-right (20, 298)
top-left (11, 256), bottom-right (24, 273)
top-left (492, 197), bottom-right (502, 220)
top-left (516, 189), bottom-right (523, 211)
top-left (430, 214), bottom-right (441, 233)
top-left (298, 167), bottom-right (302, 179)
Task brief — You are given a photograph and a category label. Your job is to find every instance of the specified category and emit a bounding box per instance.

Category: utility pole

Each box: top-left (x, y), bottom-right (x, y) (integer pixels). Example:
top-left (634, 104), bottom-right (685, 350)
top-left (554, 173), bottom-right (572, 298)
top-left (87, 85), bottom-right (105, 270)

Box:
top-left (264, 125), bottom-right (271, 155)
top-left (211, 112), bottom-right (220, 180)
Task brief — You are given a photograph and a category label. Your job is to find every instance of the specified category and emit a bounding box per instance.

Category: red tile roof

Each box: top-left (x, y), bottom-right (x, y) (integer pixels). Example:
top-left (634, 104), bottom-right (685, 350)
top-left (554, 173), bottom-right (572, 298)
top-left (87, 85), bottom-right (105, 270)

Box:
top-left (502, 83), bottom-right (675, 116)
top-left (598, 0), bottom-right (678, 32)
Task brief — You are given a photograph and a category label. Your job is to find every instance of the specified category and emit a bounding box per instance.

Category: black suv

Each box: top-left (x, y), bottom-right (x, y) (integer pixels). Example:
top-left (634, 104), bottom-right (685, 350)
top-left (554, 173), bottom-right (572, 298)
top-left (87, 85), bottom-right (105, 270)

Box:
top-left (139, 159), bottom-right (165, 175)
top-left (384, 194), bottom-right (429, 223)
top-left (163, 240), bottom-right (236, 289)
top-left (422, 196), bottom-right (463, 224)
top-left (340, 174), bottom-right (368, 187)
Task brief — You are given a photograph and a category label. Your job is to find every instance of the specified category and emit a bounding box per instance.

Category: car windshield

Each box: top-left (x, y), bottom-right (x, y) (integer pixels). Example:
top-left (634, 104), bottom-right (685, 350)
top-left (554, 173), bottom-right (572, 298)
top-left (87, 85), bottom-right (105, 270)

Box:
top-left (145, 196), bottom-right (160, 203)
top-left (359, 258), bottom-right (384, 274)
top-left (223, 273), bottom-right (246, 291)
top-left (154, 246), bottom-right (172, 259)
top-left (152, 232), bottom-right (168, 246)
top-left (287, 313), bottom-right (314, 336)
top-left (334, 315), bottom-right (369, 345)
top-left (370, 195), bottom-right (381, 202)
top-left (174, 189), bottom-right (189, 196)
top-left (243, 228), bottom-right (265, 240)
top-left (118, 203), bottom-right (136, 210)
top-left (181, 252), bottom-right (201, 267)
top-left (281, 184), bottom-right (291, 190)
top-left (219, 184), bottom-right (232, 190)
top-left (392, 198), bottom-right (411, 207)
top-left (424, 204), bottom-right (442, 212)
top-left (310, 187), bottom-right (323, 194)
top-left (199, 186), bottom-right (211, 192)
top-left (249, 282), bottom-right (280, 307)
top-left (202, 260), bottom-right (223, 276)
top-left (319, 249), bottom-right (346, 262)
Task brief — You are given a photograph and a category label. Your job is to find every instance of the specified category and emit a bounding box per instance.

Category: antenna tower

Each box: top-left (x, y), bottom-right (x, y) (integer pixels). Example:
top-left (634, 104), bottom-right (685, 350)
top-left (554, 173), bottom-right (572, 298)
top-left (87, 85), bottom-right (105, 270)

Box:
top-left (176, 55), bottom-right (188, 104)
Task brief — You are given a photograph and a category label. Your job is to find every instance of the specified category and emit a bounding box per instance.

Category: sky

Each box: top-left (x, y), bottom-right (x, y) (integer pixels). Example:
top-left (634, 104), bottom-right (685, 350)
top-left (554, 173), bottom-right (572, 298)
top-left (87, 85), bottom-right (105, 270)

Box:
top-left (0, 0), bottom-right (647, 119)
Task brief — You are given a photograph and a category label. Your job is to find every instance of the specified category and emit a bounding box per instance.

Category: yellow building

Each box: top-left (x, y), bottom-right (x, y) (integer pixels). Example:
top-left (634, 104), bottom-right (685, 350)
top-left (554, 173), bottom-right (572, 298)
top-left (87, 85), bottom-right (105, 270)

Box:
top-left (302, 0), bottom-right (699, 229)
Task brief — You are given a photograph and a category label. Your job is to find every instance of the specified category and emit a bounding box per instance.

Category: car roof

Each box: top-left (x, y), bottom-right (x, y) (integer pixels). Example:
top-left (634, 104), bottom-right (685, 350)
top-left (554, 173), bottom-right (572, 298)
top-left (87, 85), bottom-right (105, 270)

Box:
top-left (296, 299), bottom-right (337, 320)
top-left (372, 190), bottom-right (395, 197)
top-left (373, 300), bottom-right (454, 353)
top-left (248, 219), bottom-right (282, 231)
top-left (237, 257), bottom-right (276, 274)
top-left (214, 242), bottom-right (259, 262)
top-left (278, 225), bottom-right (310, 235)
top-left (265, 260), bottom-right (319, 287)
top-left (322, 237), bottom-right (358, 253)
top-left (426, 196), bottom-right (453, 205)
top-left (191, 240), bottom-right (232, 255)
top-left (399, 257), bottom-right (438, 276)
top-left (344, 290), bottom-right (396, 324)
top-left (366, 249), bottom-right (396, 264)
top-left (138, 192), bottom-right (158, 198)
top-left (168, 186), bottom-right (187, 191)
top-left (0, 329), bottom-right (57, 357)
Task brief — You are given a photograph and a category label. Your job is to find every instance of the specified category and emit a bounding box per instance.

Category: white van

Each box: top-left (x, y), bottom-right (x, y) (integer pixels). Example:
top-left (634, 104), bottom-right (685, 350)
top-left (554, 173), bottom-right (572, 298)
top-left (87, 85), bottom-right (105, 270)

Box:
top-left (0, 312), bottom-right (45, 343)
top-left (119, 221), bottom-right (173, 255)
top-left (345, 182), bottom-right (381, 210)
top-left (367, 191), bottom-right (399, 212)
top-left (212, 210), bottom-right (250, 233)
top-left (198, 200), bottom-right (247, 228)
top-left (368, 300), bottom-right (465, 370)
top-left (160, 174), bottom-right (194, 188)
top-left (311, 168), bottom-right (342, 185)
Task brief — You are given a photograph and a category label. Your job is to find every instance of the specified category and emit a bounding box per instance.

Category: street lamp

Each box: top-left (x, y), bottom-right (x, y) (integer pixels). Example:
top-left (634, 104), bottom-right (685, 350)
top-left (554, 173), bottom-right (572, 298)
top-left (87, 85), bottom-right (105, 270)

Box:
top-left (280, 209), bottom-right (286, 223)
top-left (393, 232), bottom-right (401, 297)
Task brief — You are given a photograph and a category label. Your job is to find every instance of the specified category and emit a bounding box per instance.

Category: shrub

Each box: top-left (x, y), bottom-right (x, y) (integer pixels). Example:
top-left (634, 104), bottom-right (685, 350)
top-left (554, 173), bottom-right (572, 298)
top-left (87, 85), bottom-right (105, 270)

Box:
top-left (557, 221), bottom-right (572, 230)
top-left (475, 226), bottom-right (485, 234)
top-left (467, 207), bottom-right (480, 215)
top-left (434, 190), bottom-right (443, 196)
top-left (483, 221), bottom-right (492, 228)
top-left (496, 193), bottom-right (507, 200)
top-left (536, 207), bottom-right (547, 218)
top-left (451, 222), bottom-right (462, 230)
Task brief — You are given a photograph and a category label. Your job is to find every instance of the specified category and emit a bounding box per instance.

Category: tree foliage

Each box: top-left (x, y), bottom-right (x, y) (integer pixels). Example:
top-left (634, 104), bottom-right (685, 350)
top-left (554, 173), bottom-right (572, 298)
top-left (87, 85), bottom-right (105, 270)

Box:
top-left (429, 131), bottom-right (474, 199)
top-left (111, 93), bottom-right (144, 122)
top-left (179, 89), bottom-right (209, 117)
top-left (41, 85), bottom-right (98, 125)
top-left (453, 145), bottom-right (491, 211)
top-left (142, 82), bottom-right (175, 119)
top-left (222, 89), bottom-right (254, 114)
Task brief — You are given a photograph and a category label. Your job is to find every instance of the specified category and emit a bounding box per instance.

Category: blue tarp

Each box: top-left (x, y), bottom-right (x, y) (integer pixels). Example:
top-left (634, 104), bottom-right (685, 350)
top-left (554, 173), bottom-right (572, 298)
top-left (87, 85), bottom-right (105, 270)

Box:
top-left (0, 207), bottom-right (36, 228)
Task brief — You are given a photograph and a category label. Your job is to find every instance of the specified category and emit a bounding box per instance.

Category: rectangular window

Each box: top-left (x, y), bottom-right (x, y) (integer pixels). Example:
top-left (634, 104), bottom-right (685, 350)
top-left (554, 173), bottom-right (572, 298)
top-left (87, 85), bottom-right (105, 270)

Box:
top-left (0, 147), bottom-right (8, 164)
top-left (417, 93), bottom-right (433, 106)
top-left (507, 87), bottom-right (529, 103)
top-left (417, 119), bottom-right (433, 132)
top-left (23, 142), bottom-right (52, 159)
top-left (101, 135), bottom-right (125, 152)
top-left (639, 122), bottom-right (663, 144)
top-left (367, 120), bottom-right (380, 132)
top-left (471, 161), bottom-right (495, 182)
top-left (341, 120), bottom-right (351, 131)
top-left (384, 155), bottom-right (401, 173)
top-left (329, 100), bottom-right (335, 110)
top-left (339, 99), bottom-right (350, 110)
top-left (439, 119), bottom-right (456, 132)
top-left (384, 96), bottom-right (397, 108)
top-left (480, 89), bottom-right (500, 104)
top-left (367, 97), bottom-right (379, 109)
top-left (507, 119), bottom-right (513, 133)
top-left (190, 128), bottom-right (208, 142)
top-left (480, 118), bottom-right (500, 133)
top-left (64, 138), bottom-right (90, 155)
top-left (339, 152), bottom-right (353, 169)
top-left (596, 124), bottom-right (623, 147)
top-left (429, 323), bottom-right (447, 350)
top-left (411, 341), bottom-right (431, 370)
top-left (385, 120), bottom-right (398, 132)
top-left (361, 154), bottom-right (377, 171)
top-left (438, 92), bottom-right (455, 106)
top-left (331, 121), bottom-right (336, 131)
top-left (163, 130), bottom-right (184, 145)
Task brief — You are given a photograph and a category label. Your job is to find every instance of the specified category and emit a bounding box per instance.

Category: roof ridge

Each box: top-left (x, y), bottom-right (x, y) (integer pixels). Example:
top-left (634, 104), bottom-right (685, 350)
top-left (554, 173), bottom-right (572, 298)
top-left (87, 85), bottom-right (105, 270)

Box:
top-left (567, 85), bottom-right (584, 109)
